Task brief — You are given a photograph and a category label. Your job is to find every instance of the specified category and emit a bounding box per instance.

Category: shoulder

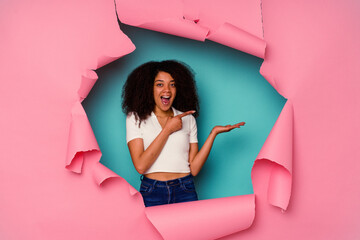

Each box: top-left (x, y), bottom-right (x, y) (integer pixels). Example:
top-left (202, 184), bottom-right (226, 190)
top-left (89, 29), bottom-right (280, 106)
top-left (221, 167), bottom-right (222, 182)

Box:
top-left (126, 112), bottom-right (152, 127)
top-left (126, 112), bottom-right (138, 128)
top-left (126, 112), bottom-right (137, 122)
top-left (126, 112), bottom-right (143, 125)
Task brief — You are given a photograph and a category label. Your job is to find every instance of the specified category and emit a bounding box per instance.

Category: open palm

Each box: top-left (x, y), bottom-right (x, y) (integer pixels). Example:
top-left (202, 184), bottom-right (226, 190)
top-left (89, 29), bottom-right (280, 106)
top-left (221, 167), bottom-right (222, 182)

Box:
top-left (212, 122), bottom-right (245, 135)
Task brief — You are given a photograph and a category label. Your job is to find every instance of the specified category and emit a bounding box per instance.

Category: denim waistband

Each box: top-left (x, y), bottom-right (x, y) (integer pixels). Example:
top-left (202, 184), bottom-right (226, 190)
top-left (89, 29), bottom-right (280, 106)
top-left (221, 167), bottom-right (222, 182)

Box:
top-left (141, 174), bottom-right (193, 187)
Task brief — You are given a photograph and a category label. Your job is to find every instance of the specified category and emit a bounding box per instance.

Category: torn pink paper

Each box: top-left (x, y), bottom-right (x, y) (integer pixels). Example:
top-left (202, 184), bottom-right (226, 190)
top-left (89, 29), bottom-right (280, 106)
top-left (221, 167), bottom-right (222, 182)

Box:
top-left (66, 32), bottom-right (135, 174)
top-left (145, 194), bottom-right (255, 240)
top-left (78, 70), bottom-right (98, 101)
top-left (116, 0), bottom-right (209, 41)
top-left (252, 100), bottom-right (293, 210)
top-left (187, 0), bottom-right (264, 39)
top-left (256, 100), bottom-right (293, 173)
top-left (206, 22), bottom-right (266, 59)
top-left (66, 101), bottom-right (101, 173)
top-left (93, 161), bottom-right (120, 186)
top-left (190, 0), bottom-right (266, 58)
top-left (116, 0), bottom-right (266, 58)
top-left (3, 0), bottom-right (358, 239)
top-left (93, 161), bottom-right (139, 195)
top-left (139, 19), bottom-right (209, 42)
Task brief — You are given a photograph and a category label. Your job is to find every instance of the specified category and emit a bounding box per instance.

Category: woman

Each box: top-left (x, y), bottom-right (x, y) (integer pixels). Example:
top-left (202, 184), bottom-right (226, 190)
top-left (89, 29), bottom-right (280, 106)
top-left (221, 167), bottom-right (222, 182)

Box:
top-left (122, 60), bottom-right (244, 207)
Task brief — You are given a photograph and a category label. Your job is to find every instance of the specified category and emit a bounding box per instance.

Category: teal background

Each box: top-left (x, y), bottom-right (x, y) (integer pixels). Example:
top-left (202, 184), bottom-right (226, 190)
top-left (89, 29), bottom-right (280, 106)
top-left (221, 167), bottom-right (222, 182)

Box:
top-left (82, 23), bottom-right (286, 200)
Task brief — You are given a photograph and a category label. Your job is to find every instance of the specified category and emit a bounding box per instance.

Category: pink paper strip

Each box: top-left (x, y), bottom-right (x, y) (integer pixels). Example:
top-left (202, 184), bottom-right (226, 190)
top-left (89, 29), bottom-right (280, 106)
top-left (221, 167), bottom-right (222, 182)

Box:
top-left (116, 0), bottom-right (265, 58)
top-left (93, 161), bottom-right (120, 186)
top-left (145, 194), bottom-right (255, 240)
top-left (207, 22), bottom-right (266, 58)
top-left (66, 101), bottom-right (101, 173)
top-left (116, 0), bottom-right (209, 41)
top-left (139, 18), bottom-right (209, 41)
top-left (252, 100), bottom-right (293, 210)
top-left (78, 70), bottom-right (98, 101)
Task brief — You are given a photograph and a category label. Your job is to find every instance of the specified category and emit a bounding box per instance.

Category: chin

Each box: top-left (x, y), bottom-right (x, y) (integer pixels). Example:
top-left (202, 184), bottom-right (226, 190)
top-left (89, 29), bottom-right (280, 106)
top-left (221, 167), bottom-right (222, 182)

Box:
top-left (162, 106), bottom-right (172, 112)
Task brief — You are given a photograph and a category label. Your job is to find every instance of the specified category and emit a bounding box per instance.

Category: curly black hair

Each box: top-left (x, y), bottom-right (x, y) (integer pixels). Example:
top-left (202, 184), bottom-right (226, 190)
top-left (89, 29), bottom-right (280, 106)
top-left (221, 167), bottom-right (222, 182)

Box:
top-left (122, 60), bottom-right (200, 124)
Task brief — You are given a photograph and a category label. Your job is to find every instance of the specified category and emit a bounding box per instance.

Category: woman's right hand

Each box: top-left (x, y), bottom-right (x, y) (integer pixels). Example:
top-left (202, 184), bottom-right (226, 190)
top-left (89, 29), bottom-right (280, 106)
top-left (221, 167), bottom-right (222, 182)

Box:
top-left (164, 110), bottom-right (195, 134)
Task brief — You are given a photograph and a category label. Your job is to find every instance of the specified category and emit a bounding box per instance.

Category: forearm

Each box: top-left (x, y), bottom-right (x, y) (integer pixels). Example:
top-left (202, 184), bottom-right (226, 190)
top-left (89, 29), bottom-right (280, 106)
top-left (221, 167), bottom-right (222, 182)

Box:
top-left (130, 129), bottom-right (171, 174)
top-left (190, 131), bottom-right (217, 176)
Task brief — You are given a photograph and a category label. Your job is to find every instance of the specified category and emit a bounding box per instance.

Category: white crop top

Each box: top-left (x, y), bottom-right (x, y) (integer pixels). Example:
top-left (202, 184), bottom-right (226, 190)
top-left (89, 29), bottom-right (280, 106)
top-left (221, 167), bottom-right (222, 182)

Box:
top-left (126, 107), bottom-right (198, 174)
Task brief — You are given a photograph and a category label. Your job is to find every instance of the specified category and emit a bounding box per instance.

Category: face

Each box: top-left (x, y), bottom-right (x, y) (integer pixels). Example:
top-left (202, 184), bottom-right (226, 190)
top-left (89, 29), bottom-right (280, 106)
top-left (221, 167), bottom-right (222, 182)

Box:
top-left (153, 71), bottom-right (176, 114)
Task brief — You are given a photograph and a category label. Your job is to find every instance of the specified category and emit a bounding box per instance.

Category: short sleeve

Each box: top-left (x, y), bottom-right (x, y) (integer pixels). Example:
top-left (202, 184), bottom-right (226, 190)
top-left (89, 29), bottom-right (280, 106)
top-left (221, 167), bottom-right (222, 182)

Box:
top-left (189, 115), bottom-right (198, 143)
top-left (126, 112), bottom-right (143, 143)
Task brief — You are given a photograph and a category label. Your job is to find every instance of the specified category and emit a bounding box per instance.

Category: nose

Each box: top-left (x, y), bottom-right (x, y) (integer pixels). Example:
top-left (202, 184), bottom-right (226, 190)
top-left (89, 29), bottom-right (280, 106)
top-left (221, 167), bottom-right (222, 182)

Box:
top-left (163, 84), bottom-right (170, 91)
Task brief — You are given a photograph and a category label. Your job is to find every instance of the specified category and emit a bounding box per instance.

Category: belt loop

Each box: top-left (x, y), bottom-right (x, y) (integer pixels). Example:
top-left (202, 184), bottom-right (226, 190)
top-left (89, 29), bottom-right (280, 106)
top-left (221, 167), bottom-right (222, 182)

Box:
top-left (140, 175), bottom-right (144, 181)
top-left (153, 180), bottom-right (157, 188)
top-left (178, 177), bottom-right (183, 185)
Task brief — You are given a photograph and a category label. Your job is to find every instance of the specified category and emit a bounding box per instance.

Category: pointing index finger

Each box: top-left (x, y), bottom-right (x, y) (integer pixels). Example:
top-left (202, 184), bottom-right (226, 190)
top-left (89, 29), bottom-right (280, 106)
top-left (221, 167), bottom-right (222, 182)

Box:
top-left (177, 110), bottom-right (196, 118)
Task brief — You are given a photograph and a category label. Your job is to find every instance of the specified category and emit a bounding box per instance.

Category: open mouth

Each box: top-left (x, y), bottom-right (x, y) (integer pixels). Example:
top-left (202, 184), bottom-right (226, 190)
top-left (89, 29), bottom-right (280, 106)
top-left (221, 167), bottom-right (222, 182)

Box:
top-left (160, 96), bottom-right (171, 105)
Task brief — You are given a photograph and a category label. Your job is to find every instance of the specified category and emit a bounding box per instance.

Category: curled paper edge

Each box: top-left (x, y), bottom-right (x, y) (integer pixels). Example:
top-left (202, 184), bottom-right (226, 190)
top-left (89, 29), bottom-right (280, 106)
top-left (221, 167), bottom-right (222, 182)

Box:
top-left (138, 18), bottom-right (209, 41)
top-left (65, 101), bottom-right (101, 173)
top-left (93, 161), bottom-right (120, 185)
top-left (116, 0), bottom-right (265, 59)
top-left (115, 0), bottom-right (208, 41)
top-left (78, 70), bottom-right (98, 101)
top-left (256, 100), bottom-right (293, 173)
top-left (267, 161), bottom-right (292, 210)
top-left (65, 41), bottom-right (135, 173)
top-left (206, 22), bottom-right (266, 59)
top-left (259, 61), bottom-right (278, 91)
top-left (97, 35), bottom-right (136, 69)
top-left (93, 161), bottom-right (139, 196)
top-left (252, 100), bottom-right (293, 210)
top-left (145, 194), bottom-right (255, 240)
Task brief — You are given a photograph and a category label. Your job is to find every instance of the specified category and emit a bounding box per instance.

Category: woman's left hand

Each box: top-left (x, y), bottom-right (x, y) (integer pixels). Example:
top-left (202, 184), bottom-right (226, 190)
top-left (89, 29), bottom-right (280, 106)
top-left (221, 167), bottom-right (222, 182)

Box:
top-left (190, 121), bottom-right (246, 176)
top-left (211, 122), bottom-right (245, 135)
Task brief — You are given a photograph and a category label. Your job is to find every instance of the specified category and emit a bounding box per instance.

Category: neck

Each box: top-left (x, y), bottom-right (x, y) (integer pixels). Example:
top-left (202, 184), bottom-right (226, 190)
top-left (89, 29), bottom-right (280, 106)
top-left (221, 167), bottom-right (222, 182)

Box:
top-left (154, 107), bottom-right (173, 117)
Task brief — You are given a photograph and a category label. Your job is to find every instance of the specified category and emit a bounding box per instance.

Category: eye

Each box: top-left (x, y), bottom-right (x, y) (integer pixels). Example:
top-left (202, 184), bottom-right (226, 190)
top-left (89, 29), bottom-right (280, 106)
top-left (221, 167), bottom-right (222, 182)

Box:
top-left (170, 83), bottom-right (176, 87)
top-left (156, 83), bottom-right (163, 87)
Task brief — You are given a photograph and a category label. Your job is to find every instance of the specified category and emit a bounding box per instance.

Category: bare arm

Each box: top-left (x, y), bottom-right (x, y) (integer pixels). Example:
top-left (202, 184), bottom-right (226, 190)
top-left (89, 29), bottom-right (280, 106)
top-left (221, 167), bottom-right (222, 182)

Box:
top-left (189, 122), bottom-right (245, 176)
top-left (128, 111), bottom-right (195, 174)
top-left (128, 129), bottom-right (171, 174)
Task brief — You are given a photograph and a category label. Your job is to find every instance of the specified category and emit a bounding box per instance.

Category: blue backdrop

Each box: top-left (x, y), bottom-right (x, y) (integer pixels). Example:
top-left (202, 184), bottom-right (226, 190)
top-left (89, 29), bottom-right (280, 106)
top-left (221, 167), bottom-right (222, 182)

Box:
top-left (82, 23), bottom-right (286, 200)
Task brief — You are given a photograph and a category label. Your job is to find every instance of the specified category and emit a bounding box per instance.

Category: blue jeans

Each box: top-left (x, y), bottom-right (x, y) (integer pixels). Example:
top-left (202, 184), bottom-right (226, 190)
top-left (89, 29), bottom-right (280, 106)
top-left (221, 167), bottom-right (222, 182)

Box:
top-left (140, 174), bottom-right (198, 207)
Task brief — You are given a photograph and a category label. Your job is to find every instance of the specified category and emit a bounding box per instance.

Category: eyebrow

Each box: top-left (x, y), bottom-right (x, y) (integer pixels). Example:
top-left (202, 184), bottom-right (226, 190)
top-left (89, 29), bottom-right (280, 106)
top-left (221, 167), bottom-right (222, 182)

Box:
top-left (154, 79), bottom-right (175, 82)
